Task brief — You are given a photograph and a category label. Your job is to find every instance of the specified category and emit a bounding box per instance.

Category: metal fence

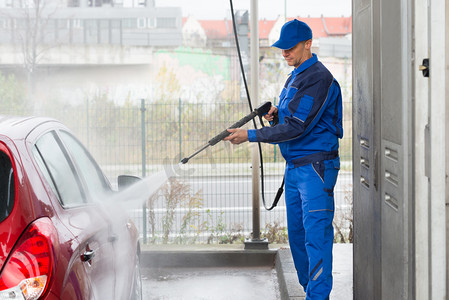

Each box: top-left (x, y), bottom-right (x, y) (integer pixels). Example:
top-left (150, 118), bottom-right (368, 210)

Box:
top-left (4, 97), bottom-right (352, 244)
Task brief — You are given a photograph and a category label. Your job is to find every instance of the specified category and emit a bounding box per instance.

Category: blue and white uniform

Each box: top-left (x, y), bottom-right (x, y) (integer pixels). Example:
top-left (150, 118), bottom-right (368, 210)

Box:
top-left (248, 53), bottom-right (343, 300)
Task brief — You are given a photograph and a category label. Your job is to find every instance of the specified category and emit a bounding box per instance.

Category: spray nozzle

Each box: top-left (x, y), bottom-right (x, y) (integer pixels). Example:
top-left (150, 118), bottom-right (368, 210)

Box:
top-left (254, 101), bottom-right (272, 117)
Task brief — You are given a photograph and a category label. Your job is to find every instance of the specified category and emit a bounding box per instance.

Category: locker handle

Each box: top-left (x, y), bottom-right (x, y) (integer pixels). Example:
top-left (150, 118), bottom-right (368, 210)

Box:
top-left (419, 58), bottom-right (429, 77)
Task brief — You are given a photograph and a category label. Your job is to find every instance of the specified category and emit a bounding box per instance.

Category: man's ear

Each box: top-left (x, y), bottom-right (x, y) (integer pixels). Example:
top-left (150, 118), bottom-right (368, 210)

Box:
top-left (304, 39), bottom-right (312, 50)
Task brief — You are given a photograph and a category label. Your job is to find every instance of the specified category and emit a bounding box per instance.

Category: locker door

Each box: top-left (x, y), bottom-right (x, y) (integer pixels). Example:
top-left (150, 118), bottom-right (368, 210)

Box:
top-left (353, 0), bottom-right (381, 298)
top-left (379, 0), bottom-right (414, 299)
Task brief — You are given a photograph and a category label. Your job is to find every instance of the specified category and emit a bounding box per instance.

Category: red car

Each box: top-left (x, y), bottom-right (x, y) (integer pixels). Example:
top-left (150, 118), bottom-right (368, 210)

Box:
top-left (0, 116), bottom-right (142, 300)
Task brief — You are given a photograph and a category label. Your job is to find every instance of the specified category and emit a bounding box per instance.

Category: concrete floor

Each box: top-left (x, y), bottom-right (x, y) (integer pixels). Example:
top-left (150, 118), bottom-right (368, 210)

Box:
top-left (140, 243), bottom-right (353, 300)
top-left (331, 243), bottom-right (353, 300)
top-left (142, 266), bottom-right (280, 300)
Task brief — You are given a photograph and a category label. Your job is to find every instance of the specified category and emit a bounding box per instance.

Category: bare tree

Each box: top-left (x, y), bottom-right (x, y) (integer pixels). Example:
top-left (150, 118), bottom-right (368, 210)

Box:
top-left (0, 0), bottom-right (63, 109)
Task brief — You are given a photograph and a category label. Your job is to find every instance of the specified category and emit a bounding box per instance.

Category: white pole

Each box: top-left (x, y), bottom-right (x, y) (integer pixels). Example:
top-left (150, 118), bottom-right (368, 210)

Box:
top-left (284, 0), bottom-right (287, 22)
top-left (250, 0), bottom-right (261, 241)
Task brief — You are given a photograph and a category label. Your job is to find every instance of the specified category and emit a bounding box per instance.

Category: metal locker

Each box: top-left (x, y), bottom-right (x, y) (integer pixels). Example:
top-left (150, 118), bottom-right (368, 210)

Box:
top-left (353, 0), bottom-right (414, 298)
top-left (353, 0), bottom-right (447, 298)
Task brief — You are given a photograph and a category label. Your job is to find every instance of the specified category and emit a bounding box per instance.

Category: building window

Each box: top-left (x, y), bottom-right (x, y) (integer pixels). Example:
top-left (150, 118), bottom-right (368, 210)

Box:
top-left (102, 0), bottom-right (113, 5)
top-left (68, 0), bottom-right (80, 6)
top-left (85, 19), bottom-right (98, 35)
top-left (15, 19), bottom-right (25, 29)
top-left (88, 0), bottom-right (103, 6)
top-left (0, 19), bottom-right (13, 29)
top-left (72, 19), bottom-right (82, 28)
top-left (111, 19), bottom-right (121, 29)
top-left (123, 18), bottom-right (137, 29)
top-left (137, 18), bottom-right (146, 28)
top-left (147, 18), bottom-right (155, 28)
top-left (157, 17), bottom-right (176, 29)
top-left (57, 19), bottom-right (68, 30)
top-left (99, 19), bottom-right (109, 30)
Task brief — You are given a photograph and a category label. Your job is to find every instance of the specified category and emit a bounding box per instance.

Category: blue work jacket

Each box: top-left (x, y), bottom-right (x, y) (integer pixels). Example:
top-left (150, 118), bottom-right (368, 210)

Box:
top-left (247, 54), bottom-right (343, 164)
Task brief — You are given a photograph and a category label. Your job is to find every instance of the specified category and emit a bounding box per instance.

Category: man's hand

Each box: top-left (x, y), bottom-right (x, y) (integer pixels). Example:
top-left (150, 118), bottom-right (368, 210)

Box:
top-left (223, 128), bottom-right (248, 145)
top-left (263, 106), bottom-right (278, 122)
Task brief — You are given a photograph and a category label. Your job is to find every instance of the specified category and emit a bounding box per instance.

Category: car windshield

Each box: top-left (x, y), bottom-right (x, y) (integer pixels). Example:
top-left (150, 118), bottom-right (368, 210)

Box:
top-left (0, 149), bottom-right (14, 223)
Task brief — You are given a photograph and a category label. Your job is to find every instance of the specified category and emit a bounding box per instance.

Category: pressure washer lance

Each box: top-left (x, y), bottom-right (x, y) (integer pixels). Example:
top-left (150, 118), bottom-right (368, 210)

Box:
top-left (180, 101), bottom-right (272, 164)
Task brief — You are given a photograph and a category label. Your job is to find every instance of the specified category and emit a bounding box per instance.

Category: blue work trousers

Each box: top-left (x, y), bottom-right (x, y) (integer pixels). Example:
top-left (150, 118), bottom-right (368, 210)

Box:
top-left (285, 157), bottom-right (340, 300)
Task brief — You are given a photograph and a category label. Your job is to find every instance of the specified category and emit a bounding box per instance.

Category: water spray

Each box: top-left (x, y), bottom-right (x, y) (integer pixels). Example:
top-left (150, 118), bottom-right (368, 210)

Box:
top-left (114, 169), bottom-right (172, 206)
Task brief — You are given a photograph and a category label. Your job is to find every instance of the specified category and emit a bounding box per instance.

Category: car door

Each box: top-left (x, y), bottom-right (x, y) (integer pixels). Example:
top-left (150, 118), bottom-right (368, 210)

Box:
top-left (58, 130), bottom-right (137, 299)
top-left (56, 130), bottom-right (139, 300)
top-left (32, 130), bottom-right (116, 300)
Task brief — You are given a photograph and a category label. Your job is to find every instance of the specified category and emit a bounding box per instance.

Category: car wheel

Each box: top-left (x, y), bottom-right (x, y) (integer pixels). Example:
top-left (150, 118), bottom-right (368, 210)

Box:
top-left (130, 252), bottom-right (143, 300)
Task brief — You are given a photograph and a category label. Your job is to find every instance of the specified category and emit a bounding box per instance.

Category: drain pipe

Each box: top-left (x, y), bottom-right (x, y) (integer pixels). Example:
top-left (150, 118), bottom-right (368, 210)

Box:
top-left (244, 0), bottom-right (269, 250)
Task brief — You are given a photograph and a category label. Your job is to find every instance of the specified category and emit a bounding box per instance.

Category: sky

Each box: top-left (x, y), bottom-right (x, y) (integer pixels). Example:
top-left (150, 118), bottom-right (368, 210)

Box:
top-left (156, 0), bottom-right (352, 20)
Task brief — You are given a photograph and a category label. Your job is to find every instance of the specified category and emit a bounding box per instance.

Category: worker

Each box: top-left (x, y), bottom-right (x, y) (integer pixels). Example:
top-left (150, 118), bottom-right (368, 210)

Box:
top-left (224, 19), bottom-right (343, 299)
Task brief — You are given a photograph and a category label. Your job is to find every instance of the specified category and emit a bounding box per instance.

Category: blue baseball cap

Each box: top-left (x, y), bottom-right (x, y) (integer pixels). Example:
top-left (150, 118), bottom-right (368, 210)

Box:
top-left (271, 19), bottom-right (313, 50)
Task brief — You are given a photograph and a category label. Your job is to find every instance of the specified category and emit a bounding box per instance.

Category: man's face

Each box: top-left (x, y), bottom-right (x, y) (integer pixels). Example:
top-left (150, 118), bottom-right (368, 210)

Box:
top-left (282, 40), bottom-right (311, 68)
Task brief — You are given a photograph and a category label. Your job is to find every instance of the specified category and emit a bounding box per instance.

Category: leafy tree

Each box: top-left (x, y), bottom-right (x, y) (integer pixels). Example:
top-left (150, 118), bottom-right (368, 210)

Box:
top-left (154, 63), bottom-right (181, 101)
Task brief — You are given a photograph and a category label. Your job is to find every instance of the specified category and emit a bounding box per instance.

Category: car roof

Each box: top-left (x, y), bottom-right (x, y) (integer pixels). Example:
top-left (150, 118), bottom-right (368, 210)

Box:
top-left (0, 115), bottom-right (61, 140)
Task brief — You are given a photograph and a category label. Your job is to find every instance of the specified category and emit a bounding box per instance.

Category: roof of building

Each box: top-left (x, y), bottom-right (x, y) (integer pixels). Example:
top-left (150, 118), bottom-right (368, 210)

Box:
top-left (183, 16), bottom-right (352, 40)
top-left (294, 16), bottom-right (352, 38)
top-left (259, 19), bottom-right (277, 40)
top-left (196, 19), bottom-right (234, 40)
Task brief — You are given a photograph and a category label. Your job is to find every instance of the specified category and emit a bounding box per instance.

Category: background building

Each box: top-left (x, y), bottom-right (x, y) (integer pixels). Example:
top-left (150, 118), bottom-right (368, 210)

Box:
top-left (0, 0), bottom-right (182, 108)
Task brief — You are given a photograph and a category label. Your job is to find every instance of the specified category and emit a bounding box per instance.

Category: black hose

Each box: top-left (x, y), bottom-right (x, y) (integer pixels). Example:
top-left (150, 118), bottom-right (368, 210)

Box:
top-left (229, 0), bottom-right (282, 211)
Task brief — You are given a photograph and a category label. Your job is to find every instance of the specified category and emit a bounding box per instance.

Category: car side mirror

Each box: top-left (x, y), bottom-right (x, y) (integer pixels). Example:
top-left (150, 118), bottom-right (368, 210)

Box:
top-left (117, 175), bottom-right (141, 191)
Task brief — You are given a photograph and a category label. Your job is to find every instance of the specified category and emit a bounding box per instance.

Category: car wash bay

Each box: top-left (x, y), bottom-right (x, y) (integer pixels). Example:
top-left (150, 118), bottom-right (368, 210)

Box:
top-left (138, 0), bottom-right (449, 298)
top-left (139, 244), bottom-right (352, 300)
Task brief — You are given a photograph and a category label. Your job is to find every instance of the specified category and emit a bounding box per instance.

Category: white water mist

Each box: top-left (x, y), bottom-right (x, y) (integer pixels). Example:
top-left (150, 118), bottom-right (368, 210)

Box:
top-left (87, 164), bottom-right (180, 298)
